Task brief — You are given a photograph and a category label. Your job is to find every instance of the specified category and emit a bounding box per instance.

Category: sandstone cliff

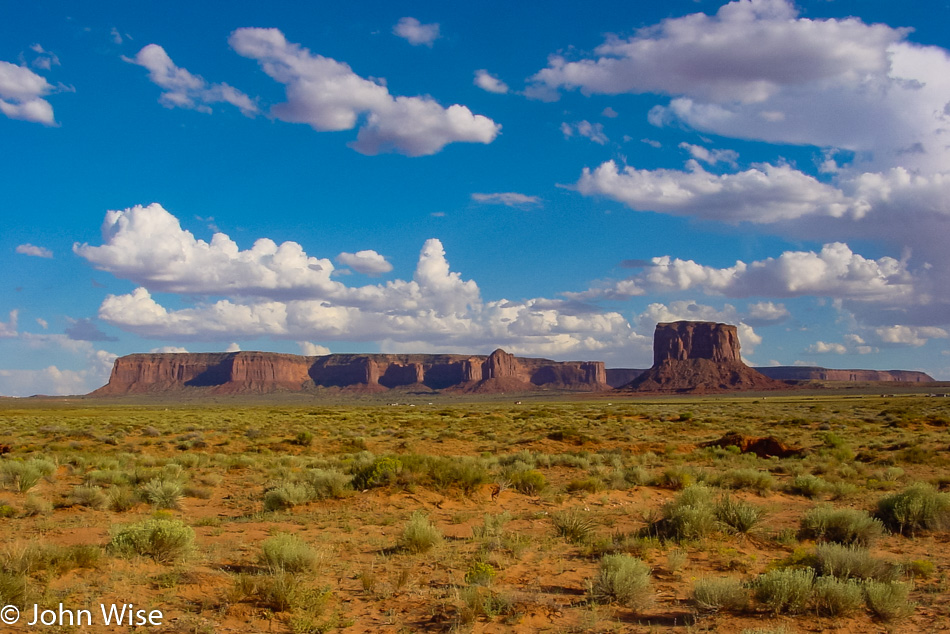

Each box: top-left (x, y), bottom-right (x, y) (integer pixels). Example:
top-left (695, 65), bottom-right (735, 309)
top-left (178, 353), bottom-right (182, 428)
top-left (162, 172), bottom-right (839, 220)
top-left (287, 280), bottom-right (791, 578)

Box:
top-left (754, 366), bottom-right (934, 383)
top-left (93, 350), bottom-right (609, 396)
top-left (621, 321), bottom-right (786, 393)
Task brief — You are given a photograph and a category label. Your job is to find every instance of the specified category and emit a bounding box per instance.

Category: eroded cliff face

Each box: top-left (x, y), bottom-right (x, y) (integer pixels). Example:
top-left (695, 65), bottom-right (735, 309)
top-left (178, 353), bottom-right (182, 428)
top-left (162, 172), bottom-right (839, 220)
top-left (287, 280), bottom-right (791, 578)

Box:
top-left (93, 350), bottom-right (609, 395)
top-left (653, 321), bottom-right (741, 364)
top-left (623, 321), bottom-right (786, 393)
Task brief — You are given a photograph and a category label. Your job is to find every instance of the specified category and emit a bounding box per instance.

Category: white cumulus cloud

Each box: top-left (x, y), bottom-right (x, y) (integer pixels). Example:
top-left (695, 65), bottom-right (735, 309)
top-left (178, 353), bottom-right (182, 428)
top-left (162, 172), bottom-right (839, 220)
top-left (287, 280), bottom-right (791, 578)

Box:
top-left (0, 60), bottom-right (57, 125)
top-left (336, 250), bottom-right (393, 276)
top-left (16, 244), bottom-right (53, 258)
top-left (125, 44), bottom-right (258, 116)
top-left (393, 17), bottom-right (440, 47)
top-left (474, 69), bottom-right (508, 94)
top-left (229, 28), bottom-right (499, 156)
top-left (298, 342), bottom-right (331, 356)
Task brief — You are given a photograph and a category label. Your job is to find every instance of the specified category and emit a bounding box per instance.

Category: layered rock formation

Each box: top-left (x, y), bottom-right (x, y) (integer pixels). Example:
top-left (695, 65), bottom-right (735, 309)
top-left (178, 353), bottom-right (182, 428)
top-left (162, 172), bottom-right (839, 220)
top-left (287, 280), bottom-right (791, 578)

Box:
top-left (754, 366), bottom-right (934, 383)
top-left (620, 321), bottom-right (786, 393)
top-left (93, 349), bottom-right (608, 396)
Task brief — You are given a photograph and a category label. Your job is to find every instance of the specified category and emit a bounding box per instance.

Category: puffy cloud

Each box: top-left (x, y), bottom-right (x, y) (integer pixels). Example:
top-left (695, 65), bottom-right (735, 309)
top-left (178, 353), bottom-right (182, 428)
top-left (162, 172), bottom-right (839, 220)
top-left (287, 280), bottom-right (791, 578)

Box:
top-left (15, 244), bottom-right (53, 258)
top-left (576, 159), bottom-right (855, 223)
top-left (679, 143), bottom-right (738, 167)
top-left (874, 325), bottom-right (948, 347)
top-left (125, 44), bottom-right (258, 116)
top-left (561, 120), bottom-right (608, 145)
top-left (74, 203), bottom-right (341, 299)
top-left (393, 17), bottom-right (440, 47)
top-left (225, 342), bottom-right (241, 352)
top-left (336, 250), bottom-right (393, 276)
top-left (298, 342), bottom-right (330, 356)
top-left (150, 346), bottom-right (189, 353)
top-left (229, 28), bottom-right (499, 156)
top-left (471, 192), bottom-right (541, 208)
top-left (529, 0), bottom-right (902, 104)
top-left (0, 60), bottom-right (56, 125)
top-left (744, 301), bottom-right (790, 326)
top-left (474, 69), bottom-right (508, 94)
top-left (806, 341), bottom-right (847, 354)
top-left (639, 243), bottom-right (914, 302)
top-left (80, 205), bottom-right (650, 364)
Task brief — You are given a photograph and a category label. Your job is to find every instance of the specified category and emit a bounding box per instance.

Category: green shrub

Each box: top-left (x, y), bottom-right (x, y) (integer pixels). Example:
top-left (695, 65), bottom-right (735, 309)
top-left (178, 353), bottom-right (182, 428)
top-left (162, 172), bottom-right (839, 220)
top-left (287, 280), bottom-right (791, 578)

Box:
top-left (292, 430), bottom-right (314, 446)
top-left (656, 466), bottom-right (697, 490)
top-left (508, 469), bottom-right (546, 495)
top-left (692, 577), bottom-right (748, 613)
top-left (302, 469), bottom-right (349, 499)
top-left (232, 572), bottom-right (330, 614)
top-left (263, 482), bottom-right (311, 512)
top-left (812, 543), bottom-right (897, 582)
top-left (1, 461), bottom-right (47, 492)
top-left (715, 495), bottom-right (766, 534)
top-left (717, 469), bottom-right (776, 494)
top-left (458, 585), bottom-right (515, 621)
top-left (107, 487), bottom-right (140, 512)
top-left (260, 533), bottom-right (319, 573)
top-left (813, 576), bottom-right (864, 616)
top-left (645, 484), bottom-right (716, 541)
top-left (552, 510), bottom-right (597, 544)
top-left (472, 511), bottom-right (511, 541)
top-left (876, 483), bottom-right (950, 535)
top-left (2, 542), bottom-right (101, 576)
top-left (590, 554), bottom-right (653, 611)
top-left (863, 580), bottom-right (913, 621)
top-left (141, 478), bottom-right (183, 510)
top-left (566, 476), bottom-right (605, 494)
top-left (799, 506), bottom-right (884, 546)
top-left (0, 571), bottom-right (26, 608)
top-left (109, 518), bottom-right (194, 563)
top-left (786, 474), bottom-right (830, 499)
top-left (398, 511), bottom-right (442, 553)
top-left (68, 485), bottom-right (108, 509)
top-left (22, 495), bottom-right (51, 517)
top-left (753, 568), bottom-right (814, 614)
top-left (464, 560), bottom-right (496, 586)
top-left (352, 457), bottom-right (403, 490)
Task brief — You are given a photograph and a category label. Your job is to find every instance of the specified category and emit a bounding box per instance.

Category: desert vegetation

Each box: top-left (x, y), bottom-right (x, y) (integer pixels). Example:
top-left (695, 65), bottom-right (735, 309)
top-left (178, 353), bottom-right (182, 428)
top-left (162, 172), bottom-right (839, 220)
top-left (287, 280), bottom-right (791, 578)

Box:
top-left (0, 391), bottom-right (947, 632)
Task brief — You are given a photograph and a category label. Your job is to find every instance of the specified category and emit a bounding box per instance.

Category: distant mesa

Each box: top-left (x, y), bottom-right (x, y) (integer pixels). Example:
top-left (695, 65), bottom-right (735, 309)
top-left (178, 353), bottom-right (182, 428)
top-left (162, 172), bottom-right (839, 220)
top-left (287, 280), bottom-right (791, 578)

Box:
top-left (92, 349), bottom-right (608, 396)
top-left (91, 321), bottom-right (935, 397)
top-left (618, 321), bottom-right (788, 393)
top-left (752, 366), bottom-right (933, 383)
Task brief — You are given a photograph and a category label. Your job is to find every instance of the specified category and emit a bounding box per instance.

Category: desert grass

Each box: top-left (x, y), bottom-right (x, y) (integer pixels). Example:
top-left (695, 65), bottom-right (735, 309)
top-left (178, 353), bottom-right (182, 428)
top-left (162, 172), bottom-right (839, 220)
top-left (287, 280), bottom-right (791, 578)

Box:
top-left (0, 392), bottom-right (946, 631)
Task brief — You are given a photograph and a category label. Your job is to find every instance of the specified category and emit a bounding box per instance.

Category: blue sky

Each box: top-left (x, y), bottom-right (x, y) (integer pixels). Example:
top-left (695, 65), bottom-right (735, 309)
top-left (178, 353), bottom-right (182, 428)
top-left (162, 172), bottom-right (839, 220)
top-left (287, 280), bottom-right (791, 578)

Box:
top-left (3, 0), bottom-right (950, 395)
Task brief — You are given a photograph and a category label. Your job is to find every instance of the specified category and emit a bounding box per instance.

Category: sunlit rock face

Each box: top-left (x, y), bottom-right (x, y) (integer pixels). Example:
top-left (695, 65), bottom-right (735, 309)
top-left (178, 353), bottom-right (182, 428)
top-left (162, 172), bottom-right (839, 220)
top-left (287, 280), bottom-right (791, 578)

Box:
top-left (622, 321), bottom-right (786, 393)
top-left (92, 350), bottom-right (609, 395)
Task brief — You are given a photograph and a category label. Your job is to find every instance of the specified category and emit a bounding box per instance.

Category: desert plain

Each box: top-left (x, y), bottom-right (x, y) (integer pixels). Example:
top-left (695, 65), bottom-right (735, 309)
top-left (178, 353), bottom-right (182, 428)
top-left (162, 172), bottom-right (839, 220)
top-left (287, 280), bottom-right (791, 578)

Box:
top-left (0, 389), bottom-right (948, 633)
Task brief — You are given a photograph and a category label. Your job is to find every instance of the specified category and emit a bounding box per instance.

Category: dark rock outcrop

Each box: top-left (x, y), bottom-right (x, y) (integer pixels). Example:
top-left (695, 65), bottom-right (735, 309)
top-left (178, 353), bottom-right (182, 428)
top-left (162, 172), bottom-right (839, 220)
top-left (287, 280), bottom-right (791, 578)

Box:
top-left (700, 433), bottom-right (805, 458)
top-left (620, 321), bottom-right (786, 393)
top-left (93, 350), bottom-right (609, 396)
